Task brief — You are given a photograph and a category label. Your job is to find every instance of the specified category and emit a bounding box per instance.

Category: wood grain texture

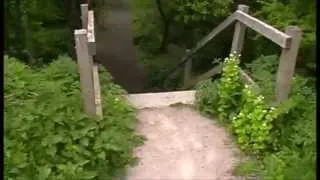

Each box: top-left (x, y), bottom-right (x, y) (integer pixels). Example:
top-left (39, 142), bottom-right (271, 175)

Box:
top-left (275, 26), bottom-right (302, 103)
top-left (231, 5), bottom-right (249, 53)
top-left (74, 29), bottom-right (97, 117)
top-left (235, 10), bottom-right (291, 48)
top-left (92, 63), bottom-right (102, 118)
top-left (80, 4), bottom-right (88, 29)
top-left (87, 10), bottom-right (96, 55)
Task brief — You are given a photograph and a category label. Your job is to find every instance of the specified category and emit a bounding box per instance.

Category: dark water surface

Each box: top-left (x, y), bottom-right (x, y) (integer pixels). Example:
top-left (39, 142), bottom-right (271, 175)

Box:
top-left (94, 0), bottom-right (146, 93)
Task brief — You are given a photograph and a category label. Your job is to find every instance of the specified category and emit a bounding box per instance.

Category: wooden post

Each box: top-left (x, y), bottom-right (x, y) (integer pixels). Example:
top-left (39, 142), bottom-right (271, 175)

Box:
top-left (184, 49), bottom-right (192, 87)
top-left (92, 64), bottom-right (102, 117)
top-left (80, 4), bottom-right (88, 28)
top-left (74, 29), bottom-right (97, 117)
top-left (231, 4), bottom-right (249, 53)
top-left (87, 10), bottom-right (96, 55)
top-left (275, 26), bottom-right (302, 103)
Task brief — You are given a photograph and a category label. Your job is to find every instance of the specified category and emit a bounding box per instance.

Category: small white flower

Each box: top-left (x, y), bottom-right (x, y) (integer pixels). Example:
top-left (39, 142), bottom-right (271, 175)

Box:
top-left (115, 98), bottom-right (119, 102)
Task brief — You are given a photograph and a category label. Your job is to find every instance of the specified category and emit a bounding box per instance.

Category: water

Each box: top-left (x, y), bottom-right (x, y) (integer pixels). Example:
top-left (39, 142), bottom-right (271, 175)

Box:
top-left (94, 0), bottom-right (146, 93)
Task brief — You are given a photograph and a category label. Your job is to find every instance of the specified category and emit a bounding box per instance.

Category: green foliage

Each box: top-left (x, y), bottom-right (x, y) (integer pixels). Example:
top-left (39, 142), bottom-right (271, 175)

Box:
top-left (4, 56), bottom-right (144, 180)
top-left (132, 0), bottom-right (162, 52)
top-left (195, 53), bottom-right (316, 179)
top-left (245, 55), bottom-right (278, 100)
top-left (232, 87), bottom-right (277, 155)
top-left (169, 0), bottom-right (232, 24)
top-left (5, 0), bottom-right (71, 65)
top-left (255, 0), bottom-right (316, 72)
top-left (195, 79), bottom-right (219, 115)
top-left (217, 53), bottom-right (243, 121)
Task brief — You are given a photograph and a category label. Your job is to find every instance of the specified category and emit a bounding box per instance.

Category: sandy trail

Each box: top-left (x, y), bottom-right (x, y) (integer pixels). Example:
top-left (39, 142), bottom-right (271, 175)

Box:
top-left (126, 106), bottom-right (240, 180)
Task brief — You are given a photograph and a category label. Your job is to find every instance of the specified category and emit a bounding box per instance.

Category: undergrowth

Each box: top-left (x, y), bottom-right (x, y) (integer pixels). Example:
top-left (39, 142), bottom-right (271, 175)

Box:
top-left (4, 56), bottom-right (144, 180)
top-left (195, 54), bottom-right (316, 179)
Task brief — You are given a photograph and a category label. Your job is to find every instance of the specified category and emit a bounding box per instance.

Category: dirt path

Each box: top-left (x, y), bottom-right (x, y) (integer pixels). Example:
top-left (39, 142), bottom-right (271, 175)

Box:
top-left (126, 106), bottom-right (240, 180)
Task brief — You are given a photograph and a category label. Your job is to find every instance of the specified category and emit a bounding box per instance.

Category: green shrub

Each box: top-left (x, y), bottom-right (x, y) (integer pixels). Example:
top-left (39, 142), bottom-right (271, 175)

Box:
top-left (4, 56), bottom-right (143, 180)
top-left (195, 79), bottom-right (219, 116)
top-left (217, 53), bottom-right (243, 121)
top-left (232, 86), bottom-right (277, 155)
top-left (195, 53), bottom-right (316, 179)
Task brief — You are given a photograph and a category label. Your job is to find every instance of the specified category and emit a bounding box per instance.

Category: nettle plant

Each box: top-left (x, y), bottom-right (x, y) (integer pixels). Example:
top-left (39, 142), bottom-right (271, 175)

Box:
top-left (232, 85), bottom-right (278, 155)
top-left (196, 53), bottom-right (280, 155)
top-left (217, 53), bottom-right (243, 121)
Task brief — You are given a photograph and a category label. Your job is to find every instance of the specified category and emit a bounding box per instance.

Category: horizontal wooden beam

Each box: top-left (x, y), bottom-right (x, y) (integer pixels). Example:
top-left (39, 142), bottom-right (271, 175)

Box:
top-left (187, 13), bottom-right (237, 57)
top-left (235, 10), bottom-right (291, 48)
top-left (165, 12), bottom-right (237, 79)
top-left (182, 65), bottom-right (259, 92)
top-left (182, 65), bottom-right (222, 89)
top-left (239, 69), bottom-right (260, 92)
top-left (87, 10), bottom-right (96, 55)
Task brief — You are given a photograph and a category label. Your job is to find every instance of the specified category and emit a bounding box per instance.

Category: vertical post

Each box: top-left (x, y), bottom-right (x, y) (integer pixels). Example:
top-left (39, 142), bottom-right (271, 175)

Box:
top-left (87, 10), bottom-right (96, 55)
top-left (231, 4), bottom-right (249, 54)
top-left (74, 29), bottom-right (97, 117)
top-left (92, 64), bottom-right (103, 117)
top-left (184, 49), bottom-right (192, 87)
top-left (80, 4), bottom-right (88, 29)
top-left (275, 26), bottom-right (302, 104)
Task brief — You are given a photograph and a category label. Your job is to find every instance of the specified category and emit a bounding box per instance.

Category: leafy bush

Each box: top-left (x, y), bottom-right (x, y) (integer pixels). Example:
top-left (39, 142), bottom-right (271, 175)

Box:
top-left (195, 53), bottom-right (316, 179)
top-left (195, 79), bottom-right (219, 115)
top-left (216, 53), bottom-right (243, 121)
top-left (4, 56), bottom-right (144, 179)
top-left (232, 86), bottom-right (277, 155)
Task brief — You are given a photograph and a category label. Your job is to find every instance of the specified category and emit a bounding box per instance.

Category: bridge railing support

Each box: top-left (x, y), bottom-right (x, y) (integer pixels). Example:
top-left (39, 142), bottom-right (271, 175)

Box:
top-left (74, 4), bottom-right (102, 118)
top-left (176, 4), bottom-right (302, 104)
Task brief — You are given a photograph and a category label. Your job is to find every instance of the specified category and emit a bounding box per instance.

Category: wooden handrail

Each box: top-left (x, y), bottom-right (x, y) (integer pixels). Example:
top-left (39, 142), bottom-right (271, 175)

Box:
top-left (164, 4), bottom-right (301, 104)
top-left (234, 10), bottom-right (291, 48)
top-left (163, 12), bottom-right (237, 80)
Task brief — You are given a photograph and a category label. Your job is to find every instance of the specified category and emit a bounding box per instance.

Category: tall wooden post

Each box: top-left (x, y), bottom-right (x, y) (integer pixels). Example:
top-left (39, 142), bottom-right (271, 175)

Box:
top-left (231, 4), bottom-right (249, 54)
top-left (275, 26), bottom-right (302, 103)
top-left (79, 4), bottom-right (102, 118)
top-left (74, 29), bottom-right (97, 117)
top-left (80, 4), bottom-right (88, 28)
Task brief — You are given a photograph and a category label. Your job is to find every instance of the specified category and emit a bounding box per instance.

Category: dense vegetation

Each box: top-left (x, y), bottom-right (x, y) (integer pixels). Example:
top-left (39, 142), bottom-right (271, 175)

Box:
top-left (4, 56), bottom-right (144, 179)
top-left (4, 0), bottom-right (315, 179)
top-left (195, 54), bottom-right (315, 179)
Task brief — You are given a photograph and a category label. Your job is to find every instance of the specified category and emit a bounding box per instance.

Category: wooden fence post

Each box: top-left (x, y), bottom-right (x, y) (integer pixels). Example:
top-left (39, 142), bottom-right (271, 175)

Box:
top-left (74, 29), bottom-right (97, 117)
top-left (184, 49), bottom-right (192, 87)
top-left (275, 26), bottom-right (302, 104)
top-left (80, 4), bottom-right (88, 28)
top-left (231, 4), bottom-right (249, 54)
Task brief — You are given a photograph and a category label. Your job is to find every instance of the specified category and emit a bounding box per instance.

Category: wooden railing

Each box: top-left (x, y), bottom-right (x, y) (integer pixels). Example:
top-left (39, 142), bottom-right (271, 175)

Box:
top-left (74, 4), bottom-right (102, 118)
top-left (166, 4), bottom-right (302, 104)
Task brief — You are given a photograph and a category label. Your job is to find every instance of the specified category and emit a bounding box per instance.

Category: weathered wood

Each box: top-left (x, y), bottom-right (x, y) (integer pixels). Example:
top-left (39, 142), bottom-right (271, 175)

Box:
top-left (239, 69), bottom-right (260, 92)
top-left (183, 49), bottom-right (192, 87)
top-left (235, 10), bottom-right (291, 48)
top-left (275, 26), bottom-right (302, 103)
top-left (231, 5), bottom-right (249, 53)
top-left (92, 64), bottom-right (103, 118)
top-left (165, 12), bottom-right (237, 79)
top-left (87, 10), bottom-right (96, 55)
top-left (187, 12), bottom-right (237, 57)
top-left (74, 29), bottom-right (97, 117)
top-left (80, 4), bottom-right (88, 28)
top-left (183, 65), bottom-right (222, 89)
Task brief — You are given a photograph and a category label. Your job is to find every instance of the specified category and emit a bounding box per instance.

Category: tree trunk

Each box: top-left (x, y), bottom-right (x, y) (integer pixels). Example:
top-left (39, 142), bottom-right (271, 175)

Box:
top-left (155, 0), bottom-right (171, 53)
